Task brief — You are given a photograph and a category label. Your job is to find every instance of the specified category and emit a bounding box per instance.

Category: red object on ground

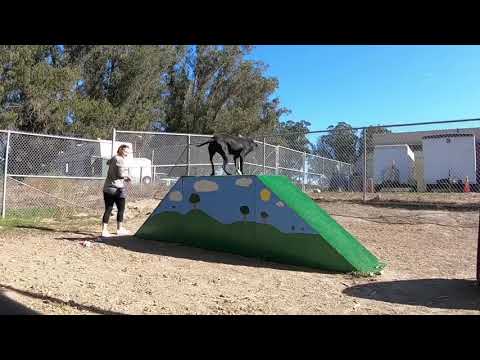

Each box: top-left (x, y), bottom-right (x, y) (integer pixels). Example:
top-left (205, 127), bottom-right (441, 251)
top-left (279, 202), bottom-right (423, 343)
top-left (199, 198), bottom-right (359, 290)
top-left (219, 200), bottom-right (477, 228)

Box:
top-left (464, 178), bottom-right (471, 193)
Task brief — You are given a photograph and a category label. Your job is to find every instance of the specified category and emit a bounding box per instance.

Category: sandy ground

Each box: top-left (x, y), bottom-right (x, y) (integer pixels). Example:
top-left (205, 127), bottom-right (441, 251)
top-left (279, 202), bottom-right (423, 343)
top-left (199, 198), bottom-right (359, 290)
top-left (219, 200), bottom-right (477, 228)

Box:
top-left (1, 198), bottom-right (479, 315)
top-left (309, 191), bottom-right (480, 208)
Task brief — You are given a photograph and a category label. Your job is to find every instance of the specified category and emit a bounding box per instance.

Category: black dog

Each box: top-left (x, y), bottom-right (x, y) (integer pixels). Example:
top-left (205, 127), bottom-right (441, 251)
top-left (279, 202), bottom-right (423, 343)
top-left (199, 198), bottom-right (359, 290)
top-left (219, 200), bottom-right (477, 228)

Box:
top-left (197, 135), bottom-right (258, 176)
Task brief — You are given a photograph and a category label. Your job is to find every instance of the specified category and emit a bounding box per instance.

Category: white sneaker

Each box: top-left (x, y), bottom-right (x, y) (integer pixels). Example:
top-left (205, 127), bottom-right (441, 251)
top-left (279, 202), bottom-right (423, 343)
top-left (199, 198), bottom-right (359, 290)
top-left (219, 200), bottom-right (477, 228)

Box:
top-left (101, 230), bottom-right (112, 237)
top-left (117, 228), bottom-right (130, 236)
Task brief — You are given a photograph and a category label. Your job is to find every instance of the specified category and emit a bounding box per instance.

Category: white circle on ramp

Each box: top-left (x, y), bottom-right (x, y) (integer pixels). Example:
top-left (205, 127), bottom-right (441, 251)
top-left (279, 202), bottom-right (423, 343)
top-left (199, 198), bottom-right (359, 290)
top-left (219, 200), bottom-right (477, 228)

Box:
top-left (194, 180), bottom-right (219, 192)
top-left (169, 191), bottom-right (183, 202)
top-left (235, 177), bottom-right (253, 187)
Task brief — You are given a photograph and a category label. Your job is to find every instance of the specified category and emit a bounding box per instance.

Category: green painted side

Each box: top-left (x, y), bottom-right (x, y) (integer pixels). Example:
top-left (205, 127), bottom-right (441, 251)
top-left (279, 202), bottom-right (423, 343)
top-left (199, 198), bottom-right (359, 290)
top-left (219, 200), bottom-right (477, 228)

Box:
top-left (136, 210), bottom-right (356, 272)
top-left (258, 175), bottom-right (384, 273)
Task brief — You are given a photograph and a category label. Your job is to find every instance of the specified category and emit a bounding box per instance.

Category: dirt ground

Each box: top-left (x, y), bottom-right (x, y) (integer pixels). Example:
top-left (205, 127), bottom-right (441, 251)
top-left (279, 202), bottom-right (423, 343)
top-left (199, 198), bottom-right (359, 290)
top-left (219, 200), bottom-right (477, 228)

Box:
top-left (310, 190), bottom-right (480, 208)
top-left (1, 197), bottom-right (479, 315)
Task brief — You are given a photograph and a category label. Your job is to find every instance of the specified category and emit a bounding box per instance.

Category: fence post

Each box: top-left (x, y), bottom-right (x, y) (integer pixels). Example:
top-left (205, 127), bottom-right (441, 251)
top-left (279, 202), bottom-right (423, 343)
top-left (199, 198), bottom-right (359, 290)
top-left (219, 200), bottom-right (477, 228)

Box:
top-left (363, 128), bottom-right (367, 202)
top-left (275, 146), bottom-right (279, 175)
top-left (140, 166), bottom-right (143, 193)
top-left (111, 128), bottom-right (117, 157)
top-left (321, 157), bottom-right (325, 190)
top-left (263, 137), bottom-right (266, 175)
top-left (187, 135), bottom-right (191, 176)
top-left (302, 152), bottom-right (306, 192)
top-left (2, 131), bottom-right (11, 219)
top-left (151, 150), bottom-right (155, 183)
top-left (349, 163), bottom-right (353, 191)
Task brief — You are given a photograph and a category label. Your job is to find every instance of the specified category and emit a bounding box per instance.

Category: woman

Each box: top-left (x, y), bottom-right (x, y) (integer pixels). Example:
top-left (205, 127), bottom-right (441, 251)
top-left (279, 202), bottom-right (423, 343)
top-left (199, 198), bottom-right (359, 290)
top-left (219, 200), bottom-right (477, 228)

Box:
top-left (101, 144), bottom-right (132, 237)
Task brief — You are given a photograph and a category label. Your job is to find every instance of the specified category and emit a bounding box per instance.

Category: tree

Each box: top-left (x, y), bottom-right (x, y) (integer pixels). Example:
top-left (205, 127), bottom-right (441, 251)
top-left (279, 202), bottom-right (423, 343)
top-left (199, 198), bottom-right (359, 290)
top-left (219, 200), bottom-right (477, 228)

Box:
top-left (0, 45), bottom-right (184, 138)
top-left (357, 125), bottom-right (392, 156)
top-left (0, 45), bottom-right (304, 145)
top-left (269, 119), bottom-right (311, 152)
top-left (0, 45), bottom-right (80, 134)
top-left (189, 193), bottom-right (200, 209)
top-left (313, 122), bottom-right (359, 164)
top-left (64, 45), bottom-right (181, 138)
top-left (240, 205), bottom-right (250, 221)
top-left (162, 45), bottom-right (289, 136)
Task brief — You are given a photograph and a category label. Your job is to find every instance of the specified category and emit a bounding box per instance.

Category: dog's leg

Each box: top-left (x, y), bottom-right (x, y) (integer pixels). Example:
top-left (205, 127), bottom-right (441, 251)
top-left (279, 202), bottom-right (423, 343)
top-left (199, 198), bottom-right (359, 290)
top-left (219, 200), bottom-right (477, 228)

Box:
top-left (221, 153), bottom-right (231, 175)
top-left (218, 146), bottom-right (231, 175)
top-left (239, 156), bottom-right (244, 175)
top-left (209, 152), bottom-right (215, 176)
top-left (208, 144), bottom-right (216, 176)
top-left (234, 156), bottom-right (241, 175)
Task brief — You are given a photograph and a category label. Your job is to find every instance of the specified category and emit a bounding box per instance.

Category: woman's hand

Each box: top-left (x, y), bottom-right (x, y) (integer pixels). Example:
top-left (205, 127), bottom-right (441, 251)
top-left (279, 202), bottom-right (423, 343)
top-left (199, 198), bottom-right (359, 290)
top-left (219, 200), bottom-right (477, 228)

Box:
top-left (124, 176), bottom-right (132, 182)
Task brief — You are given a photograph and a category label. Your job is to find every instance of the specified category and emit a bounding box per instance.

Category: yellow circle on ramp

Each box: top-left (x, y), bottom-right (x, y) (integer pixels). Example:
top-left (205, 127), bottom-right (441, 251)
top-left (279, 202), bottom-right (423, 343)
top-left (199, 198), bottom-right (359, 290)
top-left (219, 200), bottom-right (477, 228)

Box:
top-left (260, 189), bottom-right (271, 202)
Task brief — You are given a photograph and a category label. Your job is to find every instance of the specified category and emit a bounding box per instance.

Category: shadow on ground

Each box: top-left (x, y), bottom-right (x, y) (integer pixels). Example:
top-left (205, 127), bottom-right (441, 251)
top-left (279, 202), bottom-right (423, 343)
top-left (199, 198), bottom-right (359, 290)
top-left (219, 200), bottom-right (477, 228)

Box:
top-left (56, 234), bottom-right (337, 275)
top-left (0, 289), bottom-right (39, 315)
top-left (16, 225), bottom-right (95, 237)
top-left (0, 284), bottom-right (124, 315)
top-left (343, 278), bottom-right (480, 311)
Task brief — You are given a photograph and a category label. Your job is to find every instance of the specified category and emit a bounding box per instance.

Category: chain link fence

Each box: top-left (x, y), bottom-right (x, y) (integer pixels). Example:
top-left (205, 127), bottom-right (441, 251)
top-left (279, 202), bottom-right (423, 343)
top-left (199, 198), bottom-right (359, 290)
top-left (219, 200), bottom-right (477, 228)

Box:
top-left (1, 131), bottom-right (108, 219)
top-left (275, 118), bottom-right (480, 203)
top-left (263, 131), bottom-right (358, 195)
top-left (0, 130), bottom-right (8, 217)
top-left (2, 118), bottom-right (480, 221)
top-left (115, 130), bottom-right (352, 193)
top-left (364, 120), bottom-right (480, 203)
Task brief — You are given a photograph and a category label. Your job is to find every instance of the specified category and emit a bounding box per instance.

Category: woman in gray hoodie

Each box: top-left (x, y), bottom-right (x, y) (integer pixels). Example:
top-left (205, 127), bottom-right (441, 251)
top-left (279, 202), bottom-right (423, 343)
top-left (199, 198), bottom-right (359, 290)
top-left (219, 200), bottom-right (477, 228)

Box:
top-left (101, 144), bottom-right (132, 237)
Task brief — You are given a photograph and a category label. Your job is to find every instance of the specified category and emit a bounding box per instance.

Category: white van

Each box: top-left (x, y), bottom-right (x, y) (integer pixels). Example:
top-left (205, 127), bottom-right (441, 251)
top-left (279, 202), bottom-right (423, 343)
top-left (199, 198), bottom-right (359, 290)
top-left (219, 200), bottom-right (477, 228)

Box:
top-left (125, 157), bottom-right (153, 185)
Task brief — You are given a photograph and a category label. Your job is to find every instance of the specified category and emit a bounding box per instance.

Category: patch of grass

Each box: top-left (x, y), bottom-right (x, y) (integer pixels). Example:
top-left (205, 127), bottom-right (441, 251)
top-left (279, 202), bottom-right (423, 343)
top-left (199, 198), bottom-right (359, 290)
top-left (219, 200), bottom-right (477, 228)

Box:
top-left (0, 216), bottom-right (40, 229)
top-left (1, 207), bottom-right (102, 232)
top-left (348, 268), bottom-right (384, 278)
top-left (6, 207), bottom-right (64, 219)
top-left (0, 207), bottom-right (63, 229)
top-left (6, 207), bottom-right (63, 219)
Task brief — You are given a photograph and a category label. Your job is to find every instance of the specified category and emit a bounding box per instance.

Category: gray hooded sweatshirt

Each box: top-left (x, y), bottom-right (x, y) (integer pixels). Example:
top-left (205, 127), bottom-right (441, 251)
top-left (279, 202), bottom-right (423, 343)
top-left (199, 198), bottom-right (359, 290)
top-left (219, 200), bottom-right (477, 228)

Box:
top-left (103, 155), bottom-right (129, 197)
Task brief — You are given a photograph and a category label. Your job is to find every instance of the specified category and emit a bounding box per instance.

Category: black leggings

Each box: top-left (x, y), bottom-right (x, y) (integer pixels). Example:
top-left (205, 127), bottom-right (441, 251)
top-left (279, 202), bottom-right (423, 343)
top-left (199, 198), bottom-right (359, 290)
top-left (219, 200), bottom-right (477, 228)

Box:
top-left (102, 191), bottom-right (126, 223)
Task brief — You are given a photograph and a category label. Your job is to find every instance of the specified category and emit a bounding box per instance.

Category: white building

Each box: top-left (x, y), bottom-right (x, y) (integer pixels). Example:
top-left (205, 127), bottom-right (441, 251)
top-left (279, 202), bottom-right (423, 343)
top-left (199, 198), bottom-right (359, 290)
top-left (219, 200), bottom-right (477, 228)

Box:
top-left (370, 127), bottom-right (480, 191)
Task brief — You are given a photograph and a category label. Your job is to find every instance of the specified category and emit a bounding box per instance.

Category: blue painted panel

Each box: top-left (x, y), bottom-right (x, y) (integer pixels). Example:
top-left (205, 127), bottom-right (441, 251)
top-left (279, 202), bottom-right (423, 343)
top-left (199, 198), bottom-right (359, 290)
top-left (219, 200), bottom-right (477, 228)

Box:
top-left (151, 176), bottom-right (316, 235)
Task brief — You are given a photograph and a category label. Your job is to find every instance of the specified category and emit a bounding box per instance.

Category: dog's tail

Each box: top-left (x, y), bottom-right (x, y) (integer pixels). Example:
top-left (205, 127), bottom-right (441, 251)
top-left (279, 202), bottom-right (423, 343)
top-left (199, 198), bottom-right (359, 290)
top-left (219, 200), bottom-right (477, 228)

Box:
top-left (196, 140), bottom-right (213, 147)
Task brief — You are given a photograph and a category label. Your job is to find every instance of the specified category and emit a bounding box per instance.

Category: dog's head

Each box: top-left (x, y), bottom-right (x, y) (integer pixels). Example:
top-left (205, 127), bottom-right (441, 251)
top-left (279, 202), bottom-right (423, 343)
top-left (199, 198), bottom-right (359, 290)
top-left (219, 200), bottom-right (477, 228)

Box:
top-left (246, 138), bottom-right (258, 147)
top-left (237, 134), bottom-right (257, 145)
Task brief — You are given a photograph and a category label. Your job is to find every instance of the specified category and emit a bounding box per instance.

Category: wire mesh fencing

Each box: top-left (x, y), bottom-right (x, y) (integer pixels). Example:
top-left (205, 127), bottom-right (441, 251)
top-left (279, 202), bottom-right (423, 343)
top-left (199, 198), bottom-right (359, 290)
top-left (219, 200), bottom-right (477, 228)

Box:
top-left (114, 131), bottom-right (271, 179)
top-left (5, 176), bottom-right (105, 219)
top-left (115, 130), bottom-right (355, 192)
top-left (2, 131), bottom-right (108, 219)
top-left (264, 119), bottom-right (480, 203)
top-left (0, 130), bottom-right (8, 217)
top-left (113, 131), bottom-right (188, 203)
top-left (263, 129), bottom-right (358, 199)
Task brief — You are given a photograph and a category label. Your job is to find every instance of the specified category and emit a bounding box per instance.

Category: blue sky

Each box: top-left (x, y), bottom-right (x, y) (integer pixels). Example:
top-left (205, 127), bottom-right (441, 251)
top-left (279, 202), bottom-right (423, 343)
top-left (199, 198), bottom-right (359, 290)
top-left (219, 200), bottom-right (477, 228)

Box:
top-left (248, 45), bottom-right (480, 132)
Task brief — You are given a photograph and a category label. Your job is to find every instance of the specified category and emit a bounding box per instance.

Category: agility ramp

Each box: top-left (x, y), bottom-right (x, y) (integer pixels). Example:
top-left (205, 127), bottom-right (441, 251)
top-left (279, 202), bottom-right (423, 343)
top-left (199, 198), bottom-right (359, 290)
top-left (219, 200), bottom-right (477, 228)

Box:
top-left (136, 175), bottom-right (385, 273)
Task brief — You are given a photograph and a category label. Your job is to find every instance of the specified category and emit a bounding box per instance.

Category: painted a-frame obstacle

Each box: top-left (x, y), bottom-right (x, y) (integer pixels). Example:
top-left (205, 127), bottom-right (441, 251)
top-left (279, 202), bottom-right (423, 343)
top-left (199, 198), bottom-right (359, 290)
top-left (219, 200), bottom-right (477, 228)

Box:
top-left (136, 175), bottom-right (385, 273)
